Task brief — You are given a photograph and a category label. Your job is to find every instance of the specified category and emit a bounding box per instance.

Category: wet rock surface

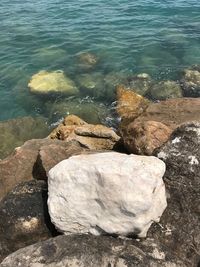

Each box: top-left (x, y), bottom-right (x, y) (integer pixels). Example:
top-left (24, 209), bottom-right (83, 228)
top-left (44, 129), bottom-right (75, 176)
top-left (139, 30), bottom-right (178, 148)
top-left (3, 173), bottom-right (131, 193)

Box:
top-left (0, 180), bottom-right (58, 263)
top-left (0, 234), bottom-right (185, 267)
top-left (181, 66), bottom-right (200, 97)
top-left (0, 116), bottom-right (50, 159)
top-left (149, 122), bottom-right (200, 266)
top-left (28, 70), bottom-right (79, 95)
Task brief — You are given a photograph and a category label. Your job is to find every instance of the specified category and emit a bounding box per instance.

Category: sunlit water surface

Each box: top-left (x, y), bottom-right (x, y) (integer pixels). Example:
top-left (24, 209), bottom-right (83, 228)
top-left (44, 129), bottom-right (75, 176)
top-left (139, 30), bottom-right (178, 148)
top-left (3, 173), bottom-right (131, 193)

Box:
top-left (0, 0), bottom-right (200, 125)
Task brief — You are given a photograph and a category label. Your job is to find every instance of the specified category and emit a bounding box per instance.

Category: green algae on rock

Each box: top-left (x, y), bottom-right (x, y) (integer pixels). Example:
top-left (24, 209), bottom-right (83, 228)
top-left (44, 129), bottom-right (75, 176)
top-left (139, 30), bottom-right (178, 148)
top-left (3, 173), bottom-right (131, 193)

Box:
top-left (148, 80), bottom-right (182, 100)
top-left (181, 67), bottom-right (200, 97)
top-left (28, 70), bottom-right (79, 95)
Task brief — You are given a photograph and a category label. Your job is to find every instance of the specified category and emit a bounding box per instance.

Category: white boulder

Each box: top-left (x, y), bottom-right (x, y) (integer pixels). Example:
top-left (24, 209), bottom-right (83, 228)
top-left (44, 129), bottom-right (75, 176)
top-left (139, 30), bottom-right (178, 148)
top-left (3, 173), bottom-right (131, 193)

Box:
top-left (48, 152), bottom-right (167, 238)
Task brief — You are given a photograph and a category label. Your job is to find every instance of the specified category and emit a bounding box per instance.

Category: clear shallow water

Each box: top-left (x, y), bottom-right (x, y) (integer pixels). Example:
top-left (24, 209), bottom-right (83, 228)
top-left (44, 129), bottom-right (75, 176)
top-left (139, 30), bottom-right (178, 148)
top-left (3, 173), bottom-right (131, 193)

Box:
top-left (0, 0), bottom-right (200, 124)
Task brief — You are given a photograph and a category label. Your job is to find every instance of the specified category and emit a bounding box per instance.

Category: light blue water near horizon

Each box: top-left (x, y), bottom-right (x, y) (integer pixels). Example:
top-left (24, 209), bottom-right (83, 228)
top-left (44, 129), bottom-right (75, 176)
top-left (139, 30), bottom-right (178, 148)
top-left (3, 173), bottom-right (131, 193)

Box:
top-left (0, 0), bottom-right (200, 124)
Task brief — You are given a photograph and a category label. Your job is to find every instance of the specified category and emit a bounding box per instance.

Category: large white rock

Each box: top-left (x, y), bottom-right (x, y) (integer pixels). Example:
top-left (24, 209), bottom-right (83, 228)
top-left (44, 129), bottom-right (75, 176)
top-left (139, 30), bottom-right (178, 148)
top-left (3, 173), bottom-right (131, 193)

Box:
top-left (48, 152), bottom-right (167, 238)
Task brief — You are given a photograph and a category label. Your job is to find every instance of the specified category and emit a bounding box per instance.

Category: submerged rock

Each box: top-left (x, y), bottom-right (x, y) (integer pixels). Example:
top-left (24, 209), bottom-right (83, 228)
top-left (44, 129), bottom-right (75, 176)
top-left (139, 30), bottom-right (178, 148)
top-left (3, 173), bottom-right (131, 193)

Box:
top-left (0, 138), bottom-right (88, 200)
top-left (122, 120), bottom-right (172, 155)
top-left (148, 80), bottom-right (182, 100)
top-left (48, 152), bottom-right (167, 238)
top-left (76, 72), bottom-right (104, 97)
top-left (0, 180), bottom-right (57, 262)
top-left (49, 115), bottom-right (120, 150)
top-left (0, 235), bottom-right (185, 267)
top-left (150, 122), bottom-right (200, 266)
top-left (125, 73), bottom-right (152, 96)
top-left (181, 67), bottom-right (200, 97)
top-left (0, 116), bottom-right (50, 159)
top-left (77, 52), bottom-right (98, 70)
top-left (45, 97), bottom-right (111, 125)
top-left (28, 70), bottom-right (79, 95)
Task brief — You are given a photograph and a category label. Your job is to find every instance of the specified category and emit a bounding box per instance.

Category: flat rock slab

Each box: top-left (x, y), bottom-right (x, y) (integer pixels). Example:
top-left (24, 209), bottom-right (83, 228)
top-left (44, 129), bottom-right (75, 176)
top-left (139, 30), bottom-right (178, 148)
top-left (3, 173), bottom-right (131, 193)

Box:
top-left (0, 235), bottom-right (186, 267)
top-left (48, 152), bottom-right (167, 238)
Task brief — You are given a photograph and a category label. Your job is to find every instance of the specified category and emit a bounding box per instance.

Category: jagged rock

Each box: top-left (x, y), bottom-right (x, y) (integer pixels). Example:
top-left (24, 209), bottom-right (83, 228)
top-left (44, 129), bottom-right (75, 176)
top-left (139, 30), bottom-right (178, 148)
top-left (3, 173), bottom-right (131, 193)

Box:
top-left (0, 235), bottom-right (186, 267)
top-left (149, 122), bottom-right (200, 266)
top-left (121, 120), bottom-right (172, 155)
top-left (0, 180), bottom-right (57, 262)
top-left (28, 70), bottom-right (79, 95)
top-left (148, 80), bottom-right (182, 100)
top-left (0, 116), bottom-right (50, 159)
top-left (181, 67), bottom-right (200, 97)
top-left (0, 138), bottom-right (87, 200)
top-left (48, 152), bottom-right (167, 238)
top-left (116, 85), bottom-right (150, 125)
top-left (49, 115), bottom-right (120, 150)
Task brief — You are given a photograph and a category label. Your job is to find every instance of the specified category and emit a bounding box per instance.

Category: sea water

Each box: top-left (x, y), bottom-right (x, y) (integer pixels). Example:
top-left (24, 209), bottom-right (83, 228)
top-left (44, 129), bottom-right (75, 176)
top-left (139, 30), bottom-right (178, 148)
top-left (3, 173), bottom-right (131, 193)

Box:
top-left (0, 0), bottom-right (200, 124)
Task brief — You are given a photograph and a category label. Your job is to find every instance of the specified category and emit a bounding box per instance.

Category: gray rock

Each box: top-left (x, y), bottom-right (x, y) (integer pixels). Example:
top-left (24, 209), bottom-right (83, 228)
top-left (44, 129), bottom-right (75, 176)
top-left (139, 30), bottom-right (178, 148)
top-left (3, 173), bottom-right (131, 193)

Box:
top-left (181, 67), bottom-right (200, 97)
top-left (0, 180), bottom-right (58, 263)
top-left (0, 235), bottom-right (185, 267)
top-left (150, 122), bottom-right (200, 266)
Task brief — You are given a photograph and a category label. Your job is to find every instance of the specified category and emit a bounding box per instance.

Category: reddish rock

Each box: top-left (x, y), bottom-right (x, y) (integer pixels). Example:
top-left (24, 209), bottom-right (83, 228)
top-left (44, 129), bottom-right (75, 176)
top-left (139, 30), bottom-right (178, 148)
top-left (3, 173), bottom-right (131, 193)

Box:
top-left (122, 120), bottom-right (172, 155)
top-left (0, 139), bottom-right (87, 200)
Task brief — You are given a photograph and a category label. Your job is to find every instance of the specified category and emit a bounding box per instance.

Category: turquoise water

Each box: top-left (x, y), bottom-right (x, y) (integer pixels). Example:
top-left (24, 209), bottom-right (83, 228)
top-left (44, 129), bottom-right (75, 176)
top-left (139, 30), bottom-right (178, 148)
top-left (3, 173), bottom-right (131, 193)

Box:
top-left (0, 0), bottom-right (200, 124)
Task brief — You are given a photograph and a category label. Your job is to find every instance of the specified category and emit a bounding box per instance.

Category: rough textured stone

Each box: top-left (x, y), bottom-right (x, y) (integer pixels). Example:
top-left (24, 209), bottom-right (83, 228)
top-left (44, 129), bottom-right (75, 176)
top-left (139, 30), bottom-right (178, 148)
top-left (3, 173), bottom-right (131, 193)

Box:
top-left (0, 116), bottom-right (50, 159)
top-left (0, 235), bottom-right (185, 267)
top-left (48, 152), bottom-right (167, 238)
top-left (0, 180), bottom-right (57, 262)
top-left (149, 122), bottom-right (200, 266)
top-left (77, 52), bottom-right (98, 70)
top-left (125, 73), bottom-right (152, 96)
top-left (132, 97), bottom-right (200, 130)
top-left (181, 67), bottom-right (200, 97)
top-left (49, 115), bottom-right (120, 150)
top-left (0, 138), bottom-right (87, 200)
top-left (28, 70), bottom-right (79, 95)
top-left (148, 80), bottom-right (182, 100)
top-left (116, 85), bottom-right (150, 124)
top-left (121, 120), bottom-right (172, 155)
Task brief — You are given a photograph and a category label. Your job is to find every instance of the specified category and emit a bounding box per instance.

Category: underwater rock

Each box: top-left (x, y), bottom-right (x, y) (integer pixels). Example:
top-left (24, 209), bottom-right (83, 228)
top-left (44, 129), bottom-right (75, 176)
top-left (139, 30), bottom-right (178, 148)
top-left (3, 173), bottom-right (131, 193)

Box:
top-left (148, 80), bottom-right (182, 100)
top-left (77, 52), bottom-right (98, 70)
top-left (181, 67), bottom-right (200, 97)
top-left (28, 70), bottom-right (79, 95)
top-left (0, 116), bottom-right (50, 159)
top-left (121, 120), bottom-right (172, 155)
top-left (49, 115), bottom-right (120, 150)
top-left (125, 73), bottom-right (152, 96)
top-left (76, 72), bottom-right (104, 97)
top-left (45, 97), bottom-right (112, 125)
top-left (48, 152), bottom-right (166, 237)
top-left (116, 85), bottom-right (150, 124)
top-left (0, 235), bottom-right (186, 267)
top-left (0, 180), bottom-right (57, 262)
top-left (31, 47), bottom-right (68, 66)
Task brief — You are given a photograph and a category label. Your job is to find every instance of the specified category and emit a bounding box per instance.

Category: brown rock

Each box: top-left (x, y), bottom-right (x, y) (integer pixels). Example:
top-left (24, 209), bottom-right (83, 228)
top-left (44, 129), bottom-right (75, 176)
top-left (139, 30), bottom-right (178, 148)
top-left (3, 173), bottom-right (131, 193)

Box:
top-left (116, 85), bottom-right (150, 124)
top-left (49, 115), bottom-right (120, 150)
top-left (134, 97), bottom-right (200, 130)
top-left (122, 120), bottom-right (172, 155)
top-left (0, 139), bottom-right (88, 200)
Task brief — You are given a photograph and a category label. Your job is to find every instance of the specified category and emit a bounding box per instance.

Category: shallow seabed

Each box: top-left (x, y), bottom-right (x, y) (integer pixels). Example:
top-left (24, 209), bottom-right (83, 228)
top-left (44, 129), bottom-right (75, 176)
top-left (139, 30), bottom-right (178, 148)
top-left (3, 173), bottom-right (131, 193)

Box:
top-left (0, 0), bottom-right (200, 124)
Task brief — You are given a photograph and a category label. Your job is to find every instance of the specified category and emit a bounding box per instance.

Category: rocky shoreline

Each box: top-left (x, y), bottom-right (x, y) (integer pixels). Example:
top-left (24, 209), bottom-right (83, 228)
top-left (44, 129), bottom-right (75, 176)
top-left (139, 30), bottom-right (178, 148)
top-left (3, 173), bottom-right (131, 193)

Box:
top-left (0, 78), bottom-right (199, 266)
